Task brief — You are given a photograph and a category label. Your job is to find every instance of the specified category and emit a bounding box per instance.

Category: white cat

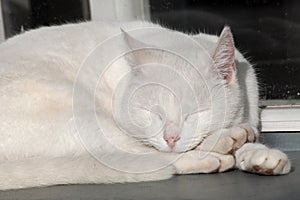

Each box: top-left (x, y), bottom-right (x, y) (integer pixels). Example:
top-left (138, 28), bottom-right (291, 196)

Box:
top-left (0, 21), bottom-right (291, 190)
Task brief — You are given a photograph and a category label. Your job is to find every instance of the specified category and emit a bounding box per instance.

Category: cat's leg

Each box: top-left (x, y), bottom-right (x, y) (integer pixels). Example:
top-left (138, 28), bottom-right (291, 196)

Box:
top-left (0, 155), bottom-right (175, 190)
top-left (198, 124), bottom-right (257, 155)
top-left (172, 151), bottom-right (235, 174)
top-left (235, 143), bottom-right (291, 175)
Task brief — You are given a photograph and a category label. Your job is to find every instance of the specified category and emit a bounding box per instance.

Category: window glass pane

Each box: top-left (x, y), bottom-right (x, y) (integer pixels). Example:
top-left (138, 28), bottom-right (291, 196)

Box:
top-left (150, 0), bottom-right (300, 101)
top-left (1, 0), bottom-right (90, 38)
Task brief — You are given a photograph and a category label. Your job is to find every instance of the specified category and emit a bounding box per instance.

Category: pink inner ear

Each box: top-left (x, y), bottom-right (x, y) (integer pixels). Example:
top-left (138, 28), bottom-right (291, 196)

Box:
top-left (212, 26), bottom-right (236, 84)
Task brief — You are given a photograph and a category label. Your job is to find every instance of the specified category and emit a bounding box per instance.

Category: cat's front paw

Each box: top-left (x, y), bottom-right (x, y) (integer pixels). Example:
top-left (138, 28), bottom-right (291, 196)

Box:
top-left (235, 144), bottom-right (291, 175)
top-left (174, 151), bottom-right (235, 174)
top-left (198, 124), bottom-right (256, 154)
top-left (226, 124), bottom-right (257, 154)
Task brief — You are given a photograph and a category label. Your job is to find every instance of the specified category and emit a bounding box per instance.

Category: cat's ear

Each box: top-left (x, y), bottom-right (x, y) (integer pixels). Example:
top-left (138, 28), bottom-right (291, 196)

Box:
top-left (121, 28), bottom-right (155, 66)
top-left (211, 26), bottom-right (236, 84)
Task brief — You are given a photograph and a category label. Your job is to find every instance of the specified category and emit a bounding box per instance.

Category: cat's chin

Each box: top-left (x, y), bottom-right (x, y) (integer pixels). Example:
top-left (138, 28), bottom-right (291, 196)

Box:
top-left (159, 149), bottom-right (175, 153)
top-left (157, 147), bottom-right (191, 153)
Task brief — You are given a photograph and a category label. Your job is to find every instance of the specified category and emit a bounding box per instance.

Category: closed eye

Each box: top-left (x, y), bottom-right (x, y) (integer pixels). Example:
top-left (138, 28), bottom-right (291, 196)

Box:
top-left (135, 106), bottom-right (163, 120)
top-left (184, 107), bottom-right (210, 121)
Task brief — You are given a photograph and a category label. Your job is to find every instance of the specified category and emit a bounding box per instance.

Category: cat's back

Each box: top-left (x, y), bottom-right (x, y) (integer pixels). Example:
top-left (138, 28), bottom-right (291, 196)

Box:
top-left (0, 21), bottom-right (159, 73)
top-left (0, 20), bottom-right (159, 117)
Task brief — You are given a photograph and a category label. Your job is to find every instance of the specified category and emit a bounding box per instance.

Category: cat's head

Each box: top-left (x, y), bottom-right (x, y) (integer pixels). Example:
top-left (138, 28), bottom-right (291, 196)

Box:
top-left (114, 26), bottom-right (240, 153)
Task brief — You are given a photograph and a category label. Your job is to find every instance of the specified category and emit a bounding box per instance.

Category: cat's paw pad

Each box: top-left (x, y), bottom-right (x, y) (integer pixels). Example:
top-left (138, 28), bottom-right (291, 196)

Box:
top-left (174, 151), bottom-right (235, 174)
top-left (238, 148), bottom-right (291, 175)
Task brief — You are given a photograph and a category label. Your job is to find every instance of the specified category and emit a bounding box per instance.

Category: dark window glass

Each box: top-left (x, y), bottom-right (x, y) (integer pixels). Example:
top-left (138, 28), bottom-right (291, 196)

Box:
top-left (1, 0), bottom-right (90, 38)
top-left (150, 0), bottom-right (300, 100)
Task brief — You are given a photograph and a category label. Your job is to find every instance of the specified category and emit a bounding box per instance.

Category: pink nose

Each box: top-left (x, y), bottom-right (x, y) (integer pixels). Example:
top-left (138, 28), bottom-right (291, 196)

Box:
top-left (163, 135), bottom-right (181, 148)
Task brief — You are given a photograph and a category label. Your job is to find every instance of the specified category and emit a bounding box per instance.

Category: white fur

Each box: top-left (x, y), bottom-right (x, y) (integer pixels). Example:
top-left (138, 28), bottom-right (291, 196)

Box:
top-left (0, 21), bottom-right (290, 190)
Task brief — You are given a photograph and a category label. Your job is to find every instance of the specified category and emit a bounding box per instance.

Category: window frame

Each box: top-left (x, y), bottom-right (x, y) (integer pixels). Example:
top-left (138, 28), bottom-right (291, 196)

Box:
top-left (261, 105), bottom-right (300, 132)
top-left (0, 0), bottom-right (299, 133)
top-left (89, 0), bottom-right (150, 21)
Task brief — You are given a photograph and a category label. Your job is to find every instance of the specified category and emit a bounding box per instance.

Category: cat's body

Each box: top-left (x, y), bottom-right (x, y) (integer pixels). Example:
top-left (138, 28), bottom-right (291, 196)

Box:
top-left (0, 21), bottom-right (291, 190)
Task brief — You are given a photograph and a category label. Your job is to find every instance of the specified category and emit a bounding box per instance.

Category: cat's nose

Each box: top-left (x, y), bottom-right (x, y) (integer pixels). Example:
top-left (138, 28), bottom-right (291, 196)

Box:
top-left (163, 135), bottom-right (181, 148)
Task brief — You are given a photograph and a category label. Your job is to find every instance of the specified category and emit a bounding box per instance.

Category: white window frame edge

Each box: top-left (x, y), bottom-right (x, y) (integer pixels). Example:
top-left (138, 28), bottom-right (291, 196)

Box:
top-left (261, 106), bottom-right (300, 132)
top-left (89, 0), bottom-right (150, 22)
top-left (0, 0), bottom-right (5, 43)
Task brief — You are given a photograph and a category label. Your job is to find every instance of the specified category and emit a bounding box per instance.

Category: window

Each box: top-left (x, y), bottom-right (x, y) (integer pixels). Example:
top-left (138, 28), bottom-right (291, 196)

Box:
top-left (0, 0), bottom-right (299, 133)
